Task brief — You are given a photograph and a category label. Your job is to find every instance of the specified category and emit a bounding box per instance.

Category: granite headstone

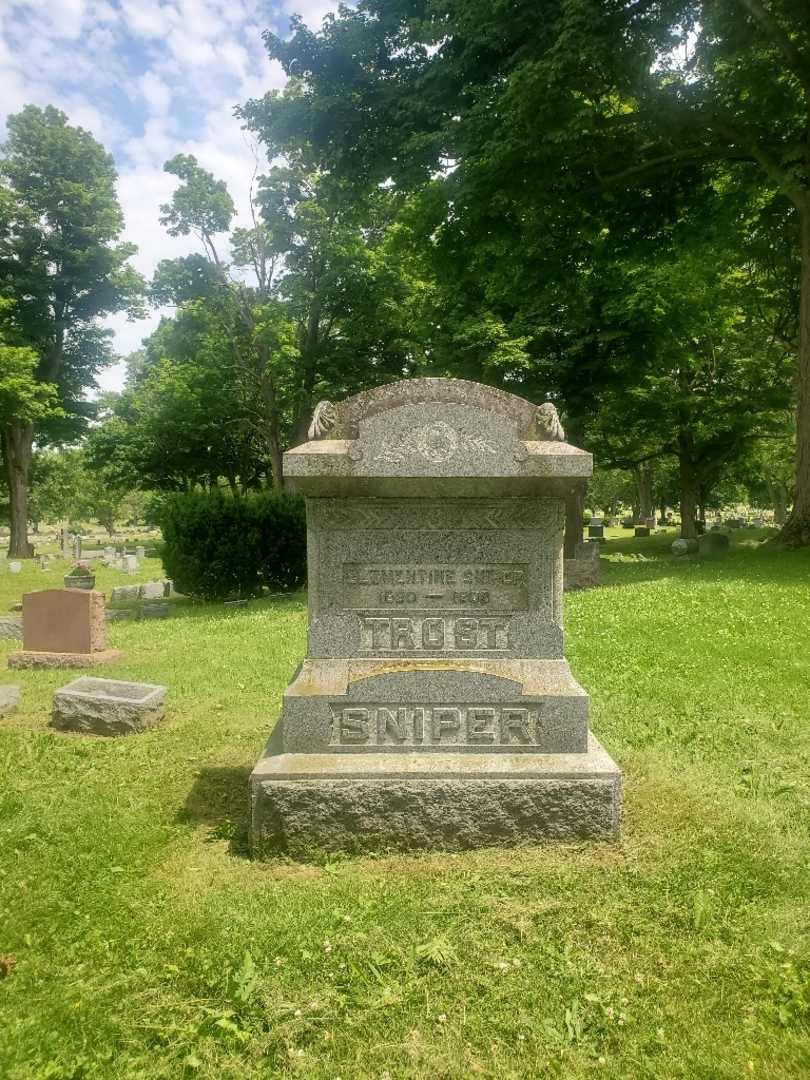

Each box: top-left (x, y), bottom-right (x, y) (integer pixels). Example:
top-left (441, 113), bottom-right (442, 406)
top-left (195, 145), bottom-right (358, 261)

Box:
top-left (8, 589), bottom-right (121, 669)
top-left (249, 377), bottom-right (621, 856)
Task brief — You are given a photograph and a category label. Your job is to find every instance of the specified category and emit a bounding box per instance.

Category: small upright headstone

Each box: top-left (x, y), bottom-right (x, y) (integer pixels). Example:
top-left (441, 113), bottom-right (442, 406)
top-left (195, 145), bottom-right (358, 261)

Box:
top-left (634, 526), bottom-right (650, 538)
top-left (8, 589), bottom-right (121, 669)
top-left (8, 561), bottom-right (21, 574)
top-left (139, 581), bottom-right (166, 600)
top-left (699, 532), bottom-right (730, 554)
top-left (135, 545), bottom-right (145, 559)
top-left (587, 524), bottom-right (605, 541)
top-left (564, 541), bottom-right (601, 591)
top-left (123, 555), bottom-right (138, 574)
top-left (249, 377), bottom-right (621, 856)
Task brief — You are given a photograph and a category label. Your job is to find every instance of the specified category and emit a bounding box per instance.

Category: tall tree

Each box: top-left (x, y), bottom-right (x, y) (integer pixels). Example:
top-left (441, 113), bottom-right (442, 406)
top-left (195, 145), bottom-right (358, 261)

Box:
top-left (0, 105), bottom-right (142, 555)
top-left (242, 0), bottom-right (810, 543)
top-left (155, 154), bottom-right (417, 486)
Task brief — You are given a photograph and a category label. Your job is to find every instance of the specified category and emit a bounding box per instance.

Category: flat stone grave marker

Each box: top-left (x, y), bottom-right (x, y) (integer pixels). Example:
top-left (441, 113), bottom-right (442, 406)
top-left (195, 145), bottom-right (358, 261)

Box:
top-left (139, 603), bottom-right (169, 619)
top-left (51, 677), bottom-right (166, 736)
top-left (0, 685), bottom-right (20, 715)
top-left (249, 377), bottom-right (621, 856)
top-left (0, 615), bottom-right (22, 640)
top-left (9, 589), bottom-right (121, 669)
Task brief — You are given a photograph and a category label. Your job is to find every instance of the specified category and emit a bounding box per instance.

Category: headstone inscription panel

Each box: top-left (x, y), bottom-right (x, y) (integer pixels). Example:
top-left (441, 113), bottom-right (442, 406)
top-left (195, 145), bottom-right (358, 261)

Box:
top-left (249, 378), bottom-right (621, 855)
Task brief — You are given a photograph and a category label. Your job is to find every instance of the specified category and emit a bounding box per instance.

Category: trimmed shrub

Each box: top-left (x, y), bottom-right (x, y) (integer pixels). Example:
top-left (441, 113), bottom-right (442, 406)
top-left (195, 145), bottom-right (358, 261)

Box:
top-left (159, 491), bottom-right (306, 601)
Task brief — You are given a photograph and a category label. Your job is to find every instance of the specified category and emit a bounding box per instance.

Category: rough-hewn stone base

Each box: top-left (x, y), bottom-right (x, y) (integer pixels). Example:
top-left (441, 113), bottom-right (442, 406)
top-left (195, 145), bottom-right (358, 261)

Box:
top-left (51, 677), bottom-right (166, 736)
top-left (8, 649), bottom-right (121, 670)
top-left (250, 734), bottom-right (620, 857)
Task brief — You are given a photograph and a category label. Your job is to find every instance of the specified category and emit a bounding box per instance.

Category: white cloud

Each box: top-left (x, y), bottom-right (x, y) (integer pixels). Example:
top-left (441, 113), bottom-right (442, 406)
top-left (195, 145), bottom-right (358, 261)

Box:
top-left (119, 0), bottom-right (178, 39)
top-left (280, 0), bottom-right (340, 29)
top-left (19, 0), bottom-right (88, 40)
top-left (137, 71), bottom-right (172, 115)
top-left (0, 0), bottom-right (343, 392)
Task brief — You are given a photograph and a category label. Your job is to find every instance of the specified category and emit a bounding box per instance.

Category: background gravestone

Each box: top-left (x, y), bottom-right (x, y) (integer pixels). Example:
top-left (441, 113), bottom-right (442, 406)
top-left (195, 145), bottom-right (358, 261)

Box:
top-left (8, 589), bottom-right (121, 669)
top-left (249, 378), bottom-right (621, 856)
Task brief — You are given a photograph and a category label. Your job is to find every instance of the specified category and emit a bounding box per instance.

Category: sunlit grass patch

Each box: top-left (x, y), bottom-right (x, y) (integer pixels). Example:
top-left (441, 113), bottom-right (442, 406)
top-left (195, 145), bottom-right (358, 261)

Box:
top-left (1, 535), bottom-right (809, 1077)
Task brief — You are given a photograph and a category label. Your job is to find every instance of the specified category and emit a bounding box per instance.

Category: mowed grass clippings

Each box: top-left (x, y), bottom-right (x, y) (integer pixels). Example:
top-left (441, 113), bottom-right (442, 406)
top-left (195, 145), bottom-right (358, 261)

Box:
top-left (0, 531), bottom-right (809, 1078)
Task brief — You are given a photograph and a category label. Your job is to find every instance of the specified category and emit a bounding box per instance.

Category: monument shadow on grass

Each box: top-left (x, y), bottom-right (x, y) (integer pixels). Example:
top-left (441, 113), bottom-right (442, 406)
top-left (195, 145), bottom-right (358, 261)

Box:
top-left (179, 764), bottom-right (253, 858)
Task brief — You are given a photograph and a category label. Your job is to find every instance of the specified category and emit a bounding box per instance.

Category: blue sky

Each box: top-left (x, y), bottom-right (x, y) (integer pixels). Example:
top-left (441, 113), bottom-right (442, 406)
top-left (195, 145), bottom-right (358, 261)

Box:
top-left (0, 0), bottom-right (340, 391)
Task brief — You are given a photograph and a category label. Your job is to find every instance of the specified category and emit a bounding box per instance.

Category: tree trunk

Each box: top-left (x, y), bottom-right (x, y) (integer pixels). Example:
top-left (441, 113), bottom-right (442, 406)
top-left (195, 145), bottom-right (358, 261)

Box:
top-left (268, 443), bottom-right (284, 491)
top-left (3, 421), bottom-right (35, 557)
top-left (633, 462), bottom-right (654, 523)
top-left (263, 390), bottom-right (285, 493)
top-left (564, 482), bottom-right (586, 557)
top-left (770, 480), bottom-right (789, 525)
top-left (778, 196), bottom-right (810, 545)
top-left (254, 344), bottom-right (286, 492)
top-left (563, 416), bottom-right (585, 557)
top-left (291, 296), bottom-right (324, 446)
top-left (678, 436), bottom-right (699, 540)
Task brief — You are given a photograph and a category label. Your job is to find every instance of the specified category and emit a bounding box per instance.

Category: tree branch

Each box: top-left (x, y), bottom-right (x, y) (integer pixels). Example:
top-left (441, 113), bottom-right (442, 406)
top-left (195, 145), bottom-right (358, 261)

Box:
top-left (735, 0), bottom-right (810, 98)
top-left (603, 145), bottom-right (756, 187)
top-left (704, 113), bottom-right (805, 203)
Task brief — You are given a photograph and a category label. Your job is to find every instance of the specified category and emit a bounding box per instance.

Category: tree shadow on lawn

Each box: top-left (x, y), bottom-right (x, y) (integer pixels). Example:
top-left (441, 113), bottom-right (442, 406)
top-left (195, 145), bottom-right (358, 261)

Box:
top-left (179, 764), bottom-right (253, 859)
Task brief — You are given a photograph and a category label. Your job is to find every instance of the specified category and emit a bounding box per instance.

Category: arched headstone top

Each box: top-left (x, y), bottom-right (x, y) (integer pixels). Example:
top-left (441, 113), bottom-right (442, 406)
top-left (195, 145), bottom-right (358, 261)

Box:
top-left (308, 378), bottom-right (559, 441)
top-left (289, 376), bottom-right (590, 497)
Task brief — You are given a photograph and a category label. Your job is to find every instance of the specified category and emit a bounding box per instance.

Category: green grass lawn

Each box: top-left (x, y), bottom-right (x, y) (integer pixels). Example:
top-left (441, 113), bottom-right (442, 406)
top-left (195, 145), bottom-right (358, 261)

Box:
top-left (1, 532), bottom-right (809, 1078)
